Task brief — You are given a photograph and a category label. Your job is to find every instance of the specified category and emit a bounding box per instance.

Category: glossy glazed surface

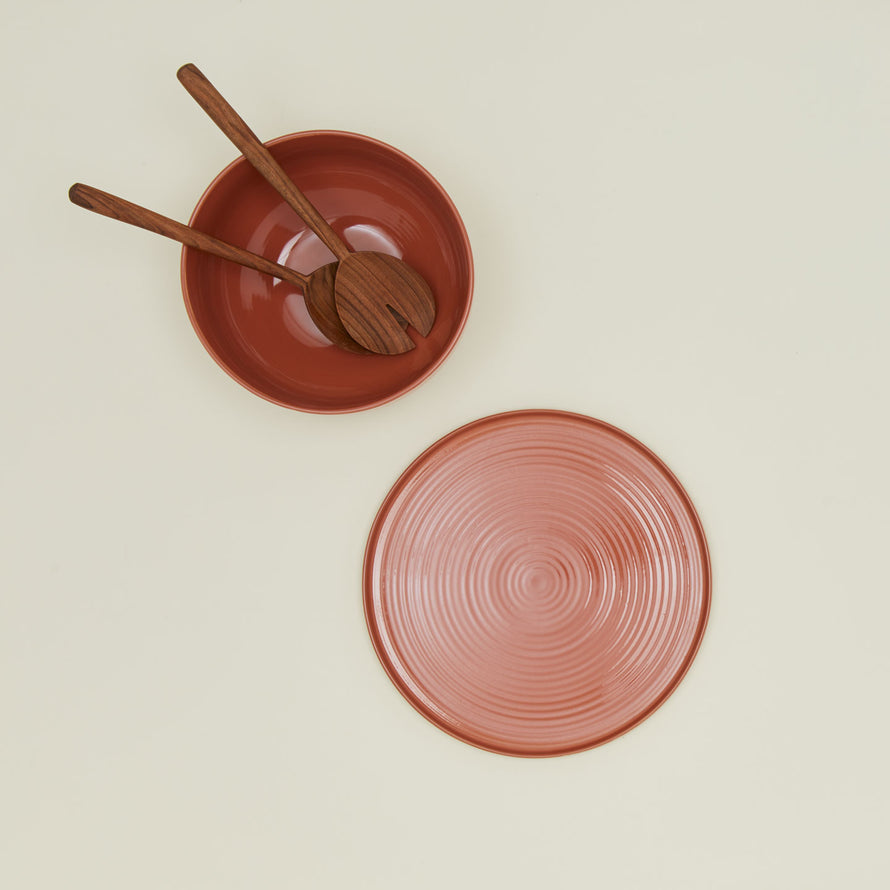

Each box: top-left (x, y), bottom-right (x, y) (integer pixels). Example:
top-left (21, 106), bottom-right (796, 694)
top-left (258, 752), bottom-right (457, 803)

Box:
top-left (364, 410), bottom-right (711, 757)
top-left (181, 131), bottom-right (473, 412)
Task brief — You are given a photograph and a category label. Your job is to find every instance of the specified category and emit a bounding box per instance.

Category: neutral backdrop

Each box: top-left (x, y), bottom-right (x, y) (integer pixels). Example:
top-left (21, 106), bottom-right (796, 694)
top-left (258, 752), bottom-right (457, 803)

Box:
top-left (2, 1), bottom-right (888, 888)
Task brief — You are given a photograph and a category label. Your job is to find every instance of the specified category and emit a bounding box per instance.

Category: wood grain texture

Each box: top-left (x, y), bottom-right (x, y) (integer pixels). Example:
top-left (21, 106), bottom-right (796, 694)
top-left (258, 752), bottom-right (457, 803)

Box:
top-left (334, 252), bottom-right (436, 354)
top-left (68, 183), bottom-right (309, 286)
top-left (68, 183), bottom-right (373, 353)
top-left (177, 64), bottom-right (351, 262)
top-left (177, 63), bottom-right (435, 356)
top-left (303, 262), bottom-right (371, 355)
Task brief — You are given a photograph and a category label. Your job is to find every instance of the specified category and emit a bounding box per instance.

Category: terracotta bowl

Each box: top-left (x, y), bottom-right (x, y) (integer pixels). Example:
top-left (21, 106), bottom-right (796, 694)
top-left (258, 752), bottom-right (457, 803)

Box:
top-left (181, 131), bottom-right (473, 412)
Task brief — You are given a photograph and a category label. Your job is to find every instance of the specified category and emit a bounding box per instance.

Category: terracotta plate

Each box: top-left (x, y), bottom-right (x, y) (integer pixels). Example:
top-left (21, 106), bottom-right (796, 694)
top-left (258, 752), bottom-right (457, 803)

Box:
top-left (364, 410), bottom-right (711, 757)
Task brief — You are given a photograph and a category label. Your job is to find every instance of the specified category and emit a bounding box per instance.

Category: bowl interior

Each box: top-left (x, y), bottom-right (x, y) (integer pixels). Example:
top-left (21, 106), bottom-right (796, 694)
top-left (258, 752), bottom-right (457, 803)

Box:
top-left (182, 131), bottom-right (473, 412)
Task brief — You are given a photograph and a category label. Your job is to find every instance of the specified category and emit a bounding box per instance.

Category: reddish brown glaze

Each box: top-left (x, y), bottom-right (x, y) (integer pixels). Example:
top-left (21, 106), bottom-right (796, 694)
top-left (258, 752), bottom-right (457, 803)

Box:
top-left (364, 410), bottom-right (711, 757)
top-left (181, 131), bottom-right (473, 412)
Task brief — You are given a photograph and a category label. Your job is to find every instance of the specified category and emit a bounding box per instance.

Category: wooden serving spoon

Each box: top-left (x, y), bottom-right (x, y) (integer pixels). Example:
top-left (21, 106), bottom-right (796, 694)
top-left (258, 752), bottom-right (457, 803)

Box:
top-left (68, 183), bottom-right (369, 353)
top-left (177, 63), bottom-right (436, 356)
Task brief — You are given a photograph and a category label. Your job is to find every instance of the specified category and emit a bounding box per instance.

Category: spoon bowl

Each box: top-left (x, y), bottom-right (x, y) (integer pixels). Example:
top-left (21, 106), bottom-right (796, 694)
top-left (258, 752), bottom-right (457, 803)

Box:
top-left (334, 251), bottom-right (435, 354)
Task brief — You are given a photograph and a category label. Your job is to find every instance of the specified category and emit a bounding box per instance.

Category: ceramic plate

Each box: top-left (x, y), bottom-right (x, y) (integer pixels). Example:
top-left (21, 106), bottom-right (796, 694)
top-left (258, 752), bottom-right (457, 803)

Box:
top-left (364, 410), bottom-right (710, 756)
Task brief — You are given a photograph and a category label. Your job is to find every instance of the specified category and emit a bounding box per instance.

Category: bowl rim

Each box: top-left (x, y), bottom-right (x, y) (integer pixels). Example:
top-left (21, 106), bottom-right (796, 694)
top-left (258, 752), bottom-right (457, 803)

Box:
top-left (180, 129), bottom-right (474, 414)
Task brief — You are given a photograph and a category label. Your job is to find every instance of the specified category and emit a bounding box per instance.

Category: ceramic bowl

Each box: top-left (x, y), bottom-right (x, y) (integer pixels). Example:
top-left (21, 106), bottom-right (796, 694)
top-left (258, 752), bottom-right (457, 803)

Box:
top-left (181, 131), bottom-right (473, 412)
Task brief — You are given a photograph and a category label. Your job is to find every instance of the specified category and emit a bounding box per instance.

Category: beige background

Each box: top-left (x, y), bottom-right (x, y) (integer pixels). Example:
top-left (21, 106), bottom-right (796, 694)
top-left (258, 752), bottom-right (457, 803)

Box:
top-left (2, 1), bottom-right (889, 887)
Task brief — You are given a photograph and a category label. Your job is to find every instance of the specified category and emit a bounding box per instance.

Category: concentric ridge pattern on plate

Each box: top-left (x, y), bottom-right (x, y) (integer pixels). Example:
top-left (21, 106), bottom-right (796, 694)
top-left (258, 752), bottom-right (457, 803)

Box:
top-left (364, 410), bottom-right (710, 756)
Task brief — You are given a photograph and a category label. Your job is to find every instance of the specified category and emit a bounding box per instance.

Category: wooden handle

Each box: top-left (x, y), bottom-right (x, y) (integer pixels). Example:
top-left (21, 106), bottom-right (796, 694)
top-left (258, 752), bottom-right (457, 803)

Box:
top-left (177, 63), bottom-right (351, 262)
top-left (68, 183), bottom-right (309, 287)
